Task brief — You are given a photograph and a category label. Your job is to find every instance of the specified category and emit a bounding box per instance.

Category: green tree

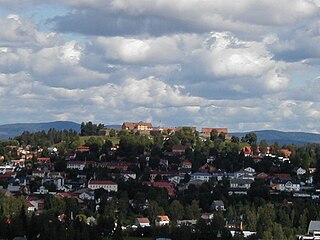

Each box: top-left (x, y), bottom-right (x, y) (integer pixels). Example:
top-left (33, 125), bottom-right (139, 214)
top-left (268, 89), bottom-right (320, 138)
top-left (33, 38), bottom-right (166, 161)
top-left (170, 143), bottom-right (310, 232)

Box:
top-left (241, 133), bottom-right (257, 145)
top-left (169, 200), bottom-right (184, 222)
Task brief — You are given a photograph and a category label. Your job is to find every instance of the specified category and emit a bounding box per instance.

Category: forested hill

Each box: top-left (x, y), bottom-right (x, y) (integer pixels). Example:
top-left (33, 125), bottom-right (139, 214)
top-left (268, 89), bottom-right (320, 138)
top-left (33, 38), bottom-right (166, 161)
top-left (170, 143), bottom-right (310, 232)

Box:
top-left (0, 121), bottom-right (80, 139)
top-left (1, 121), bottom-right (320, 145)
top-left (231, 130), bottom-right (320, 145)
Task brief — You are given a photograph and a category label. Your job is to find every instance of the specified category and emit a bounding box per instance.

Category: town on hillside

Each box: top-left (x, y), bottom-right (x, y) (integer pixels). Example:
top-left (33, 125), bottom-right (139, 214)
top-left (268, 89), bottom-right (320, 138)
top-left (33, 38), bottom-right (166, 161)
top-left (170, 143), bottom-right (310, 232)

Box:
top-left (0, 121), bottom-right (320, 240)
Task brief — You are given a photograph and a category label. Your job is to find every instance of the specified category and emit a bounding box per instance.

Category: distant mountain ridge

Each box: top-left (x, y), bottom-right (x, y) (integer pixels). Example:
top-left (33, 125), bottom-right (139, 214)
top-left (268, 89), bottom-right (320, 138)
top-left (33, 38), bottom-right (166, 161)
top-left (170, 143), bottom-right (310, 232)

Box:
top-left (231, 130), bottom-right (320, 145)
top-left (0, 121), bottom-right (81, 139)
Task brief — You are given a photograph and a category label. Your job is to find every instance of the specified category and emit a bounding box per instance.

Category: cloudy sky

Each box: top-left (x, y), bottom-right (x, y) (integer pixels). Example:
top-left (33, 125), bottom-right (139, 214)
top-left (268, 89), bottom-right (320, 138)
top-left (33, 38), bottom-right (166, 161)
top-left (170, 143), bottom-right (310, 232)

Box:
top-left (1, 0), bottom-right (320, 132)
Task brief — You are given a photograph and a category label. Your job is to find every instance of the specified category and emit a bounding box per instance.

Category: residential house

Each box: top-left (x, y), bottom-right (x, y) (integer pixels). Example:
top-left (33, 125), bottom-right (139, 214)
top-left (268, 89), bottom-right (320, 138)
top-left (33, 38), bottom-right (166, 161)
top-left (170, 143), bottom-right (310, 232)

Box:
top-left (155, 215), bottom-right (170, 226)
top-left (200, 128), bottom-right (228, 138)
top-left (234, 169), bottom-right (255, 180)
top-left (176, 220), bottom-right (197, 226)
top-left (255, 172), bottom-right (269, 180)
top-left (135, 217), bottom-right (151, 228)
top-left (25, 196), bottom-right (45, 213)
top-left (34, 186), bottom-right (53, 195)
top-left (212, 171), bottom-right (235, 181)
top-left (279, 149), bottom-right (292, 158)
top-left (198, 163), bottom-right (216, 173)
top-left (122, 121), bottom-right (153, 131)
top-left (207, 156), bottom-right (216, 164)
top-left (201, 212), bottom-right (214, 220)
top-left (241, 146), bottom-right (253, 157)
top-left (211, 200), bottom-right (226, 211)
top-left (297, 167), bottom-right (307, 176)
top-left (7, 182), bottom-right (21, 193)
top-left (269, 179), bottom-right (300, 192)
top-left (66, 161), bottom-right (86, 170)
top-left (172, 145), bottom-right (188, 155)
top-left (98, 129), bottom-right (110, 136)
top-left (32, 170), bottom-right (46, 178)
top-left (143, 181), bottom-right (175, 197)
top-left (229, 178), bottom-right (254, 195)
top-left (297, 220), bottom-right (320, 239)
top-left (10, 159), bottom-right (25, 168)
top-left (244, 167), bottom-right (256, 174)
top-left (100, 161), bottom-right (131, 171)
top-left (76, 146), bottom-right (90, 153)
top-left (180, 160), bottom-right (192, 169)
top-left (88, 180), bottom-right (118, 192)
top-left (191, 172), bottom-right (212, 182)
top-left (75, 189), bottom-right (95, 201)
top-left (150, 171), bottom-right (179, 182)
top-left (120, 171), bottom-right (137, 181)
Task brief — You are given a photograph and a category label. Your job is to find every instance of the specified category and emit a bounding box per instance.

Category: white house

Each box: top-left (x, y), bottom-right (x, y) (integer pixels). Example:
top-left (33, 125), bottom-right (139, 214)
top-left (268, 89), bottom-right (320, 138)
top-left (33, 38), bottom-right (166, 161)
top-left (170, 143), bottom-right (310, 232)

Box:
top-left (279, 180), bottom-right (300, 192)
top-left (201, 212), bottom-right (214, 220)
top-left (155, 215), bottom-right (170, 226)
top-left (191, 172), bottom-right (212, 182)
top-left (79, 191), bottom-right (95, 201)
top-left (271, 179), bottom-right (300, 192)
top-left (211, 200), bottom-right (226, 211)
top-left (297, 220), bottom-right (320, 239)
top-left (88, 180), bottom-right (118, 192)
top-left (66, 161), bottom-right (86, 170)
top-left (297, 167), bottom-right (307, 176)
top-left (230, 178), bottom-right (254, 189)
top-left (229, 178), bottom-right (254, 195)
top-left (135, 217), bottom-right (151, 228)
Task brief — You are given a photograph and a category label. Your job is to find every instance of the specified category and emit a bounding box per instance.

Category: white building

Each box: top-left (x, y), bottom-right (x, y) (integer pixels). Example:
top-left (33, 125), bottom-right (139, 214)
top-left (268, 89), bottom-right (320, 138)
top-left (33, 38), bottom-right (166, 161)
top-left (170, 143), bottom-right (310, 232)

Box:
top-left (155, 215), bottom-right (170, 226)
top-left (135, 217), bottom-right (151, 228)
top-left (66, 161), bottom-right (86, 170)
top-left (191, 172), bottom-right (212, 182)
top-left (297, 167), bottom-right (307, 176)
top-left (88, 180), bottom-right (118, 192)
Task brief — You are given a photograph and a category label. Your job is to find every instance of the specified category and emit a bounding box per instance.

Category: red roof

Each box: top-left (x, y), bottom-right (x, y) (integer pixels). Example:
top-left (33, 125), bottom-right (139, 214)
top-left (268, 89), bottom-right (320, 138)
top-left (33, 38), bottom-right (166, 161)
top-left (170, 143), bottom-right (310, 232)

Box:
top-left (157, 215), bottom-right (170, 221)
top-left (136, 218), bottom-right (150, 223)
top-left (88, 180), bottom-right (117, 185)
top-left (143, 181), bottom-right (175, 196)
top-left (76, 146), bottom-right (90, 152)
top-left (122, 121), bottom-right (153, 130)
top-left (172, 145), bottom-right (188, 151)
top-left (0, 172), bottom-right (15, 179)
top-left (201, 128), bottom-right (228, 134)
top-left (269, 173), bottom-right (292, 180)
top-left (279, 149), bottom-right (292, 158)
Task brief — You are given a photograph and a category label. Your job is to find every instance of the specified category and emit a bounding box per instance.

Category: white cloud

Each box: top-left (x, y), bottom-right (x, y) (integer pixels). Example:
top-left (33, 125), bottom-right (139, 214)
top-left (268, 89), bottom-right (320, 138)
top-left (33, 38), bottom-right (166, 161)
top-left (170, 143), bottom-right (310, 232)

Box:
top-left (264, 69), bottom-right (289, 92)
top-left (95, 36), bottom-right (183, 64)
top-left (0, 15), bottom-right (60, 47)
top-left (62, 0), bottom-right (319, 28)
top-left (0, 3), bottom-right (320, 133)
top-left (205, 32), bottom-right (275, 77)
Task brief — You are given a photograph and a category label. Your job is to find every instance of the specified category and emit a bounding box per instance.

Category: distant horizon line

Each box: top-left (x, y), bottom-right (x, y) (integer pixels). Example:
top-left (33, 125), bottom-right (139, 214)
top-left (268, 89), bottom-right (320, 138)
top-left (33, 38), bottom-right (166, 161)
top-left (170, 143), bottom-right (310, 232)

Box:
top-left (0, 120), bottom-right (319, 135)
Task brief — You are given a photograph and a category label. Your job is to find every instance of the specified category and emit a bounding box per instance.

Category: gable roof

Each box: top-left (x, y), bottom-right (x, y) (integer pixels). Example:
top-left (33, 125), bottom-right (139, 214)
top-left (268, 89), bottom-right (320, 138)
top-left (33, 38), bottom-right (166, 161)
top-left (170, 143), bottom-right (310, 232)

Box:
top-left (201, 128), bottom-right (228, 134)
top-left (212, 200), bottom-right (224, 207)
top-left (308, 220), bottom-right (320, 234)
top-left (157, 215), bottom-right (170, 221)
top-left (122, 121), bottom-right (153, 130)
top-left (88, 180), bottom-right (117, 185)
top-left (136, 217), bottom-right (150, 223)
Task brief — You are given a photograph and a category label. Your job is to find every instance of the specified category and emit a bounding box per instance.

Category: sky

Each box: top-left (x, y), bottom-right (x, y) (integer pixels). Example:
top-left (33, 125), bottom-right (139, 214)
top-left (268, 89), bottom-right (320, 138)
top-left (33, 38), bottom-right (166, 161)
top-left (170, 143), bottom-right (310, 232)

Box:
top-left (1, 0), bottom-right (320, 132)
